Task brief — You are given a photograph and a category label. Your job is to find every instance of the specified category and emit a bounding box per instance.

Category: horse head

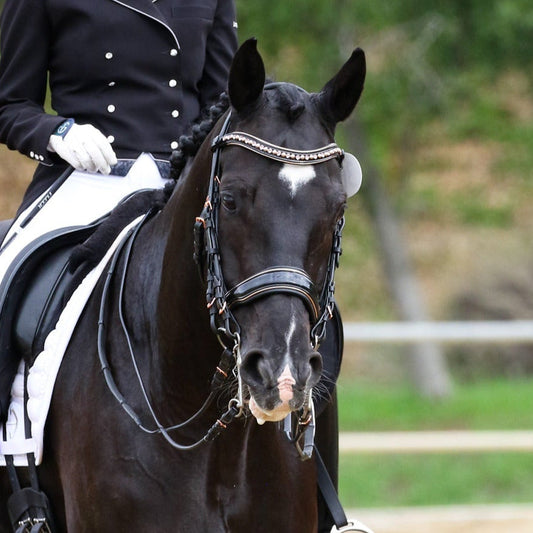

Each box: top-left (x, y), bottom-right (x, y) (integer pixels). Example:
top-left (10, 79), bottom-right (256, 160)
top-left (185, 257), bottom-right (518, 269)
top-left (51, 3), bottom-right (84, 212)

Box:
top-left (208, 39), bottom-right (366, 424)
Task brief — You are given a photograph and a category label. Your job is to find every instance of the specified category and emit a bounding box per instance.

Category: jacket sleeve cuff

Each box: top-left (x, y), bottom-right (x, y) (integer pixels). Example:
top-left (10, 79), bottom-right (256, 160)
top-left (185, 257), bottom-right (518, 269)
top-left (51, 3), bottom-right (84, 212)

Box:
top-left (27, 115), bottom-right (69, 166)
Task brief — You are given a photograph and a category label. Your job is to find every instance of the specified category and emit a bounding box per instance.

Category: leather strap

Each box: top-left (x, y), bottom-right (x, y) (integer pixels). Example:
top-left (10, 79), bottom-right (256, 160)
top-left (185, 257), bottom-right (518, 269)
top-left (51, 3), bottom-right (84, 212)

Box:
top-left (315, 447), bottom-right (375, 533)
top-left (315, 447), bottom-right (349, 528)
top-left (213, 131), bottom-right (343, 165)
top-left (224, 267), bottom-right (320, 321)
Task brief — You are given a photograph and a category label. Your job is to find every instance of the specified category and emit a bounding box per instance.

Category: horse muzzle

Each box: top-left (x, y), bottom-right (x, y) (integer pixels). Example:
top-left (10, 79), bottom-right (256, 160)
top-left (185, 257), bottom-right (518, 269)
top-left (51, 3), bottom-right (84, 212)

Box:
top-left (240, 348), bottom-right (322, 425)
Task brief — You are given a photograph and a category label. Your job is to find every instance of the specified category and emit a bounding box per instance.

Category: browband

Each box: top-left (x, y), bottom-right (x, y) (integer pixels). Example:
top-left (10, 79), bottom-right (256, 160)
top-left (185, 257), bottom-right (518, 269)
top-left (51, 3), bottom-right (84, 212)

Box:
top-left (212, 131), bottom-right (343, 165)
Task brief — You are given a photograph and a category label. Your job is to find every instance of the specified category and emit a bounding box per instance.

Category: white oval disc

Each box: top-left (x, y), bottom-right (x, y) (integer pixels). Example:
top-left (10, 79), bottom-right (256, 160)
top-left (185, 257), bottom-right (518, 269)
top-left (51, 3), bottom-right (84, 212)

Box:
top-left (341, 153), bottom-right (362, 197)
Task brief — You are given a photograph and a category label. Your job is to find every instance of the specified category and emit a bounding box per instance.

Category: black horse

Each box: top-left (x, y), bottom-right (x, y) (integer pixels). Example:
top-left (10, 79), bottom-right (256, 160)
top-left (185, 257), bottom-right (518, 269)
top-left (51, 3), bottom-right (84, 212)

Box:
top-left (0, 40), bottom-right (365, 532)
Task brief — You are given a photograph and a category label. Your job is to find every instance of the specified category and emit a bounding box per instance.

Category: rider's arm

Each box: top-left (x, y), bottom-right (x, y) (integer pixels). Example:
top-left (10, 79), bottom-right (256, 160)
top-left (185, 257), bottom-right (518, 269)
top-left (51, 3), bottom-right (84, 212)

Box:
top-left (0, 0), bottom-right (67, 166)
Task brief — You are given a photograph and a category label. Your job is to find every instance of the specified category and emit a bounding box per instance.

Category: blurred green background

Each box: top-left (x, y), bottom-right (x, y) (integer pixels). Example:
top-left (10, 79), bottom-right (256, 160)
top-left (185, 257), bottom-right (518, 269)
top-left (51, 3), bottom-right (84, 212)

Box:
top-left (237, 0), bottom-right (533, 327)
top-left (235, 0), bottom-right (533, 509)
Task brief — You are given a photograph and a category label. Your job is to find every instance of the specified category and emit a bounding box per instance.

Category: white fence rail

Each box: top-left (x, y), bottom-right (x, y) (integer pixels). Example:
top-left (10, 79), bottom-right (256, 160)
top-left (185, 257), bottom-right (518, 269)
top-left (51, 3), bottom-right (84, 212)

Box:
top-left (343, 320), bottom-right (533, 344)
top-left (339, 430), bottom-right (533, 454)
top-left (340, 320), bottom-right (533, 454)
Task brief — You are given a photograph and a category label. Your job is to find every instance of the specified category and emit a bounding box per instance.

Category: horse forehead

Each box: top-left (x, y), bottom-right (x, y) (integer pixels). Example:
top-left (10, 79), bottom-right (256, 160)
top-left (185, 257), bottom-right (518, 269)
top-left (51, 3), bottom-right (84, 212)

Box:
top-left (278, 164), bottom-right (316, 198)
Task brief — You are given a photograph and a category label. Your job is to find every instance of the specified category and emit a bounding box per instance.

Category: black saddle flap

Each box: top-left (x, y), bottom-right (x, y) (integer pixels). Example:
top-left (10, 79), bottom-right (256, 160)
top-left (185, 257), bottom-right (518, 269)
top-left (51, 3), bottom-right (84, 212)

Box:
top-left (14, 244), bottom-right (76, 360)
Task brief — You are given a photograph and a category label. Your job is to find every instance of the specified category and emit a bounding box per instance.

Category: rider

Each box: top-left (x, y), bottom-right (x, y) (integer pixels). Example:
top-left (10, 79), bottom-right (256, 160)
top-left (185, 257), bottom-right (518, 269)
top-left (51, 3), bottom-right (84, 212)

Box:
top-left (0, 0), bottom-right (239, 214)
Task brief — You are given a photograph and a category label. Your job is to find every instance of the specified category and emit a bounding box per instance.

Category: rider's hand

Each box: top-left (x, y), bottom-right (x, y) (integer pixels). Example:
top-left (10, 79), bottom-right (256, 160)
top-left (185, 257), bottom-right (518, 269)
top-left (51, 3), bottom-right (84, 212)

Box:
top-left (48, 121), bottom-right (117, 174)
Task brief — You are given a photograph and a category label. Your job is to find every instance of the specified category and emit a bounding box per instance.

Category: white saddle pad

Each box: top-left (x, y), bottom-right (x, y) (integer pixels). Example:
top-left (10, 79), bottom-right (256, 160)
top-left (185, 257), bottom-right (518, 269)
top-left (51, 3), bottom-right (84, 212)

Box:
top-left (0, 153), bottom-right (168, 267)
top-left (0, 216), bottom-right (145, 466)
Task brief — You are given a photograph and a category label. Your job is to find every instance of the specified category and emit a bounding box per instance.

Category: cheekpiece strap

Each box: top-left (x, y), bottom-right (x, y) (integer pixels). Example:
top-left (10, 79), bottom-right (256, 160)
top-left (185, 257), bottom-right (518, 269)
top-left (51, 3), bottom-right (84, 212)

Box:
top-left (213, 131), bottom-right (343, 165)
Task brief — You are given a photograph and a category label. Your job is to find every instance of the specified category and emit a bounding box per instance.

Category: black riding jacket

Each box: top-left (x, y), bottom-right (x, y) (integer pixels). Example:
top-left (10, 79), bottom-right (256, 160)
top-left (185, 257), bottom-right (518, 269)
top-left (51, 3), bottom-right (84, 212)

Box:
top-left (0, 0), bottom-right (238, 209)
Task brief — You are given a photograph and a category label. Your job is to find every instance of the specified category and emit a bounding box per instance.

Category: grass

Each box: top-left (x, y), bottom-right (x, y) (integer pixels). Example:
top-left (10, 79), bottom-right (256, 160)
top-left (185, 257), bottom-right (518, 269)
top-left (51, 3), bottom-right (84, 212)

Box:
top-left (339, 453), bottom-right (533, 508)
top-left (337, 377), bottom-right (533, 431)
top-left (336, 377), bottom-right (533, 507)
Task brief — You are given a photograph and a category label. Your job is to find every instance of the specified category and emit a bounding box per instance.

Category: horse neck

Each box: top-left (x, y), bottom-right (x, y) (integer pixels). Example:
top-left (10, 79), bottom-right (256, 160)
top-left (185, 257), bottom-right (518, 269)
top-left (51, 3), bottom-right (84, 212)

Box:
top-left (129, 136), bottom-right (221, 409)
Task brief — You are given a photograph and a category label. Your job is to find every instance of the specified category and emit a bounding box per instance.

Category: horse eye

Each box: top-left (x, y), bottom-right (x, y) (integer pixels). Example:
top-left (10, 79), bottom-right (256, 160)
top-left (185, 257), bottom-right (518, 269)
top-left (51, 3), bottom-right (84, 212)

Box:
top-left (221, 192), bottom-right (237, 212)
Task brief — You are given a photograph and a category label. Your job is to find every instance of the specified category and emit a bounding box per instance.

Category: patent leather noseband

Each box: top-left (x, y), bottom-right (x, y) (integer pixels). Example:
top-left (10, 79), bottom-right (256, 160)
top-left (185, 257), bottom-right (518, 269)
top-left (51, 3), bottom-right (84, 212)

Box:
top-left (225, 266), bottom-right (321, 323)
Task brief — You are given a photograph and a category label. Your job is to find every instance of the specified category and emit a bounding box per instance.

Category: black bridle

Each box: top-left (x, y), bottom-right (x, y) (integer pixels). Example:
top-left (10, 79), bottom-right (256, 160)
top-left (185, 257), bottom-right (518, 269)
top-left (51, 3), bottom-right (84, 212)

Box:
top-left (195, 112), bottom-right (346, 353)
top-left (98, 111), bottom-right (347, 451)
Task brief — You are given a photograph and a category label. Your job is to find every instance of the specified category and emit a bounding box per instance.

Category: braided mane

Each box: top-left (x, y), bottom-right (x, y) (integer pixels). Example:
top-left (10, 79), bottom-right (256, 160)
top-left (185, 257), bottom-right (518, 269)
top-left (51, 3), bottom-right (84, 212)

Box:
top-left (170, 92), bottom-right (230, 181)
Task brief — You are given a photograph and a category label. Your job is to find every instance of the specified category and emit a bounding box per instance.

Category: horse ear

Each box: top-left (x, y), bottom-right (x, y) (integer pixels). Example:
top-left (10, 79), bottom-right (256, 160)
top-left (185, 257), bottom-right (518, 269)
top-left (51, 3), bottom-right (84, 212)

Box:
top-left (318, 48), bottom-right (366, 125)
top-left (228, 38), bottom-right (266, 113)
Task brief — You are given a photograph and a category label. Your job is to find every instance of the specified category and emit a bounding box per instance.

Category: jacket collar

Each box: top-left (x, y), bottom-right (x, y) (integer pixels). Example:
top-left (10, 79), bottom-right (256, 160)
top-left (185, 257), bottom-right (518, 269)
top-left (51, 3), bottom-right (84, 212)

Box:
top-left (110, 0), bottom-right (162, 20)
top-left (109, 0), bottom-right (180, 49)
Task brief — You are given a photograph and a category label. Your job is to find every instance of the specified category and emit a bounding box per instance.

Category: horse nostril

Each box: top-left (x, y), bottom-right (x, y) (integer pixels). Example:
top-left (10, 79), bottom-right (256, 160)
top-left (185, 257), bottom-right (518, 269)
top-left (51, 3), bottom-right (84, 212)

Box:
top-left (308, 352), bottom-right (323, 380)
top-left (295, 351), bottom-right (323, 386)
top-left (240, 350), bottom-right (270, 387)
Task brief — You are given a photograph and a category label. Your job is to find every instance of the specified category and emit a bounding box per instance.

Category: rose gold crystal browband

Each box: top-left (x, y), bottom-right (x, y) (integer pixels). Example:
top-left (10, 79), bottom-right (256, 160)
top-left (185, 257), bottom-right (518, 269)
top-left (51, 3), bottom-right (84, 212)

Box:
top-left (212, 131), bottom-right (344, 165)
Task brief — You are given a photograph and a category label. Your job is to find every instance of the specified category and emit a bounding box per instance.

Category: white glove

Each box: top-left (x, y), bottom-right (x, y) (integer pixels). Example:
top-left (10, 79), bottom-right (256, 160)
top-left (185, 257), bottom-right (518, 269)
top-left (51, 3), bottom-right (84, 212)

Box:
top-left (48, 122), bottom-right (117, 174)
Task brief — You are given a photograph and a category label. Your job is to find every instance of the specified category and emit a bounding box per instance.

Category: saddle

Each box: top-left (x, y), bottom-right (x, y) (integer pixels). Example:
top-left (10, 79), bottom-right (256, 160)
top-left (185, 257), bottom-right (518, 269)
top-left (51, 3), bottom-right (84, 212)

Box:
top-left (0, 184), bottom-right (172, 426)
top-left (0, 222), bottom-right (101, 420)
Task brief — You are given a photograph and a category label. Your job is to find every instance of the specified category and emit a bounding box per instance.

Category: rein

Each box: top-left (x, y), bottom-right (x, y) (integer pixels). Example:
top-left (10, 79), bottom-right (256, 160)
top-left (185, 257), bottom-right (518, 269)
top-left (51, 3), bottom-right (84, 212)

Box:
top-left (97, 211), bottom-right (241, 451)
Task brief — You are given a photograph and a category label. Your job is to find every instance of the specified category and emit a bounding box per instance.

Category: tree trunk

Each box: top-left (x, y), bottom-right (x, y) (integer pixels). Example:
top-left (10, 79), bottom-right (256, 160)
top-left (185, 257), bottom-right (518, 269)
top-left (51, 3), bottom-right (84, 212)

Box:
top-left (345, 119), bottom-right (452, 398)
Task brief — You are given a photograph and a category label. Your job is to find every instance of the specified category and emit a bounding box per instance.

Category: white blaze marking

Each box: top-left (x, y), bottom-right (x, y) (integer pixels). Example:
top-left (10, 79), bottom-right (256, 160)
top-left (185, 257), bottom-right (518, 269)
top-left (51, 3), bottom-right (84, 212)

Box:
top-left (278, 316), bottom-right (297, 403)
top-left (278, 364), bottom-right (296, 403)
top-left (285, 316), bottom-right (297, 355)
top-left (248, 315), bottom-right (300, 424)
top-left (279, 164), bottom-right (316, 197)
